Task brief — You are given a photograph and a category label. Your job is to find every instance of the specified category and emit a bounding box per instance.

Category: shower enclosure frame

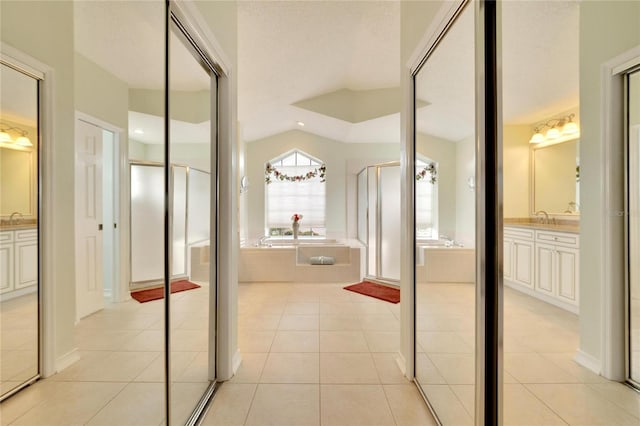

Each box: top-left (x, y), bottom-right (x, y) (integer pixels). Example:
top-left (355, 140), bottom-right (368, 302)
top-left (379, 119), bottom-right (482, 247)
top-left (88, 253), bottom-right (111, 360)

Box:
top-left (357, 161), bottom-right (401, 285)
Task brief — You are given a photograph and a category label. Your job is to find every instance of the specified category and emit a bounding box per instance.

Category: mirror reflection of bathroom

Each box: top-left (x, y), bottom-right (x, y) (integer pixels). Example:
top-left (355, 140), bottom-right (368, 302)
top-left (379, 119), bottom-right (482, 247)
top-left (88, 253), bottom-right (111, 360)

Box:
top-left (413, 4), bottom-right (476, 422)
top-left (0, 60), bottom-right (40, 400)
top-left (501, 2), bottom-right (605, 424)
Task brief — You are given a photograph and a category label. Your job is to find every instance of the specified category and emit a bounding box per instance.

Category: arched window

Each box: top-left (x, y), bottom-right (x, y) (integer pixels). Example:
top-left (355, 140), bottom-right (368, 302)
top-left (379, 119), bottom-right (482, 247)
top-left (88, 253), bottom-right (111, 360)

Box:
top-left (265, 150), bottom-right (326, 237)
top-left (416, 157), bottom-right (438, 240)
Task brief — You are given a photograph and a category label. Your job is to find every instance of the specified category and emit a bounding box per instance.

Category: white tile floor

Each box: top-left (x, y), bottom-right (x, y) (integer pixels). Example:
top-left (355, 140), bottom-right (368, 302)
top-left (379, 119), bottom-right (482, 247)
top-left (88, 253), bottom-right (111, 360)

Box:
top-left (1, 292), bottom-right (39, 397)
top-left (2, 281), bottom-right (639, 425)
top-left (0, 282), bottom-right (211, 426)
top-left (202, 282), bottom-right (435, 426)
top-left (415, 282), bottom-right (640, 425)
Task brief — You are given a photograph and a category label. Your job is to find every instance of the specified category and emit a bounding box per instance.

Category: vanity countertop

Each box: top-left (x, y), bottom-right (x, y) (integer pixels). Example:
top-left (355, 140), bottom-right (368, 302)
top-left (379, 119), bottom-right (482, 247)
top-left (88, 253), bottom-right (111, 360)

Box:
top-left (504, 222), bottom-right (579, 234)
top-left (0, 223), bottom-right (38, 231)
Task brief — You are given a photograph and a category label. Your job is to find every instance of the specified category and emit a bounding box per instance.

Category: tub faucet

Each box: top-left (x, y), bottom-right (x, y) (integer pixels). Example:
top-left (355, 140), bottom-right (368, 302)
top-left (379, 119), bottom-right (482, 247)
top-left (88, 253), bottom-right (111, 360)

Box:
top-left (256, 236), bottom-right (270, 247)
top-left (535, 210), bottom-right (549, 224)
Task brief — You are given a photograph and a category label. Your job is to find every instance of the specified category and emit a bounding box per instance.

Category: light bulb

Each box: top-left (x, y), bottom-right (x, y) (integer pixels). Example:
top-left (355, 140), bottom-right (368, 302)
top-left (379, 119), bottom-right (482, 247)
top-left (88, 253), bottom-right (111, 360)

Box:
top-left (546, 127), bottom-right (560, 140)
top-left (562, 121), bottom-right (579, 135)
top-left (0, 131), bottom-right (12, 143)
top-left (529, 131), bottom-right (545, 144)
top-left (15, 136), bottom-right (33, 147)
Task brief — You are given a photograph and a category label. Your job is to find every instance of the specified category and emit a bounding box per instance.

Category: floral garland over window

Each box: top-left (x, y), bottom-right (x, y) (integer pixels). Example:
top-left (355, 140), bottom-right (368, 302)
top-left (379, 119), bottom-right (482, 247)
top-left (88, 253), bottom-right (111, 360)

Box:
top-left (416, 162), bottom-right (437, 184)
top-left (265, 163), bottom-right (326, 184)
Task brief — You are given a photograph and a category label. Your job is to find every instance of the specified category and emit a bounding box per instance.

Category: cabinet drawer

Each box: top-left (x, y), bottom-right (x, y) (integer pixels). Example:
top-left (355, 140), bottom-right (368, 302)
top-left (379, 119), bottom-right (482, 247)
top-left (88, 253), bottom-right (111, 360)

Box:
top-left (504, 227), bottom-right (534, 240)
top-left (536, 231), bottom-right (579, 248)
top-left (15, 229), bottom-right (37, 241)
top-left (0, 231), bottom-right (13, 243)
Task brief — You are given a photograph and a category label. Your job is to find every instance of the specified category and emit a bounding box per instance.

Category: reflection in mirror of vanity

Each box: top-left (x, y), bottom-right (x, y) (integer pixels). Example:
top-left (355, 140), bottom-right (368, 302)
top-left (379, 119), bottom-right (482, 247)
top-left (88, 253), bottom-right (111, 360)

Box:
top-left (1, 61), bottom-right (40, 401)
top-left (531, 138), bottom-right (580, 215)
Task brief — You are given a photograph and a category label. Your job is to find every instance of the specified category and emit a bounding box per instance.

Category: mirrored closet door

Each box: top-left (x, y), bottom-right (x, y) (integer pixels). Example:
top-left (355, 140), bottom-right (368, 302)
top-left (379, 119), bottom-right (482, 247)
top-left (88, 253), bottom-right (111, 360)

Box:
top-left (0, 60), bottom-right (41, 401)
top-left (167, 10), bottom-right (218, 424)
top-left (413, 2), bottom-right (477, 423)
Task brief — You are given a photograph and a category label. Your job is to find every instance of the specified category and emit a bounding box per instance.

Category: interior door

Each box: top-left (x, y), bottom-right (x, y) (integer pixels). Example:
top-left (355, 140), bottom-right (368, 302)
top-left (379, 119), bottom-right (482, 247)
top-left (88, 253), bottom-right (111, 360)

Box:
top-left (75, 119), bottom-right (104, 319)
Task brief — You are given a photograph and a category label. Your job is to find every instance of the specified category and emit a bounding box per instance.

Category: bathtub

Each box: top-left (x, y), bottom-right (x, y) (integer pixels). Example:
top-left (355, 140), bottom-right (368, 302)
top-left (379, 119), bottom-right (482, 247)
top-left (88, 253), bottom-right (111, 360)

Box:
top-left (239, 239), bottom-right (363, 283)
top-left (416, 240), bottom-right (475, 283)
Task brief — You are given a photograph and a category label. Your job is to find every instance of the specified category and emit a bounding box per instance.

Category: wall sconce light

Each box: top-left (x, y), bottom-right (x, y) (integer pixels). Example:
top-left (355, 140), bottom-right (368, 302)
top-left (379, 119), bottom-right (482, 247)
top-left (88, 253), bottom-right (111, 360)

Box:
top-left (529, 113), bottom-right (579, 144)
top-left (0, 122), bottom-right (33, 147)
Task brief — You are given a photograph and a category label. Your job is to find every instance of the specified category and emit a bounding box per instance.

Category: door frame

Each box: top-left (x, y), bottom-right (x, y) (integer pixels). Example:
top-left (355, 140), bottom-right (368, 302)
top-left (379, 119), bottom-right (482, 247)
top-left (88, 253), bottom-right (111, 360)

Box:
top-left (596, 46), bottom-right (640, 381)
top-left (74, 111), bottom-right (127, 310)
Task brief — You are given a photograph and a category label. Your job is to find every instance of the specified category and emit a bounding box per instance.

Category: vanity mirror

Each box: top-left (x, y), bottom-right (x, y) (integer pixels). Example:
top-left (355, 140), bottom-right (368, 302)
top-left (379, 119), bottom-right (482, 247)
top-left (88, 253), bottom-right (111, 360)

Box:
top-left (531, 138), bottom-right (580, 214)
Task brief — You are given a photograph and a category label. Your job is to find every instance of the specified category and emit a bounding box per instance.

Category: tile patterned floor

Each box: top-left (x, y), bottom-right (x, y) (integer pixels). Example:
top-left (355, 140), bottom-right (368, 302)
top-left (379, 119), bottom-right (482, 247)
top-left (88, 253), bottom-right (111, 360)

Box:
top-left (415, 283), bottom-right (640, 425)
top-left (2, 281), bottom-right (639, 425)
top-left (202, 282), bottom-right (435, 426)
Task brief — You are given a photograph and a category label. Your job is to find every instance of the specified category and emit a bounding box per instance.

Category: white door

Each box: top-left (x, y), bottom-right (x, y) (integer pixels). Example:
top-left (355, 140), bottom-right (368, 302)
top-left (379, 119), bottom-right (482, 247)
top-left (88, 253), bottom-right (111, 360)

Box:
top-left (75, 119), bottom-right (104, 319)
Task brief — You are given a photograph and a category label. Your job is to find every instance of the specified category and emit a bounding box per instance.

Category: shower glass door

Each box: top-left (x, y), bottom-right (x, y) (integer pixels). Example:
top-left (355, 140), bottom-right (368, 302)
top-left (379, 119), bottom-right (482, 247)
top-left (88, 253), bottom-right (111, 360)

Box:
top-left (627, 69), bottom-right (640, 386)
top-left (167, 11), bottom-right (218, 424)
top-left (0, 60), bottom-right (40, 401)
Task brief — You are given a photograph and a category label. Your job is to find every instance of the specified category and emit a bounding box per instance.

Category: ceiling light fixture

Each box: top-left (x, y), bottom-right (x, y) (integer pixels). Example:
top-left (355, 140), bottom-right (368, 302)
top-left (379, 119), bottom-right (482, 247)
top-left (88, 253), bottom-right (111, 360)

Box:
top-left (529, 113), bottom-right (579, 144)
top-left (296, 121), bottom-right (305, 127)
top-left (134, 129), bottom-right (144, 135)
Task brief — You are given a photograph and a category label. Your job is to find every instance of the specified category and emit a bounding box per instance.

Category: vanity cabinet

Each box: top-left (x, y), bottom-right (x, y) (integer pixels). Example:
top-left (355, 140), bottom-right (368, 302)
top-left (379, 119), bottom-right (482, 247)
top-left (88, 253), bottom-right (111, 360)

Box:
top-left (504, 226), bottom-right (579, 313)
top-left (504, 228), bottom-right (534, 288)
top-left (0, 228), bottom-right (37, 297)
top-left (14, 230), bottom-right (38, 289)
top-left (0, 231), bottom-right (14, 294)
top-left (534, 231), bottom-right (579, 308)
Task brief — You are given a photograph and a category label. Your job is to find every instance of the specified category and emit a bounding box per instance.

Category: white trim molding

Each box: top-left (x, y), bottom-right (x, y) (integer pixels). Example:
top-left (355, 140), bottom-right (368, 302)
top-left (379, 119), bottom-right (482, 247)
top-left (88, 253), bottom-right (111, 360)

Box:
top-left (55, 348), bottom-right (80, 373)
top-left (575, 349), bottom-right (602, 375)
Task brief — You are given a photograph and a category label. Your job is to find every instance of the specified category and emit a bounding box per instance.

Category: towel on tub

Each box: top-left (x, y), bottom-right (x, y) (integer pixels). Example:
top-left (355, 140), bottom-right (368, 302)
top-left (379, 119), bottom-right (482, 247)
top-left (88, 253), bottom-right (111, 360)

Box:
top-left (309, 256), bottom-right (335, 265)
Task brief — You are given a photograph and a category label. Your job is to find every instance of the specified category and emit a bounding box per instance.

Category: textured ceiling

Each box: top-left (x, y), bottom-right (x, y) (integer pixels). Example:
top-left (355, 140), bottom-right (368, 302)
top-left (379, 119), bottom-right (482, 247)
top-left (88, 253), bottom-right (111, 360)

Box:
top-left (74, 1), bottom-right (579, 145)
top-left (238, 1), bottom-right (401, 143)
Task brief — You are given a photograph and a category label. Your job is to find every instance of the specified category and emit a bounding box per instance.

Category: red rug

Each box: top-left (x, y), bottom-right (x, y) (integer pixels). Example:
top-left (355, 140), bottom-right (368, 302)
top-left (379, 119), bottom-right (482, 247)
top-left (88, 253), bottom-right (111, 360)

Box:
top-left (343, 281), bottom-right (400, 304)
top-left (131, 280), bottom-right (201, 303)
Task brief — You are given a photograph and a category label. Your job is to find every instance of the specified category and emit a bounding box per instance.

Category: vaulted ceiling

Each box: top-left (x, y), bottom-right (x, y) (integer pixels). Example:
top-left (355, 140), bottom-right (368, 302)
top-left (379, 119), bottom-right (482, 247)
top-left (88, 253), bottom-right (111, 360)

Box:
top-left (73, 1), bottom-right (580, 145)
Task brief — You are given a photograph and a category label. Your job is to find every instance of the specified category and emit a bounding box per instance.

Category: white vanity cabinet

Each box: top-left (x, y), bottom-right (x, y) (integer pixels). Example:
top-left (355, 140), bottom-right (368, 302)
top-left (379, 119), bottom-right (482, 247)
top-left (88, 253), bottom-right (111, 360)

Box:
top-left (0, 231), bottom-right (14, 294)
top-left (504, 227), bottom-right (535, 288)
top-left (504, 226), bottom-right (579, 313)
top-left (0, 228), bottom-right (37, 297)
top-left (534, 231), bottom-right (579, 310)
top-left (14, 229), bottom-right (38, 289)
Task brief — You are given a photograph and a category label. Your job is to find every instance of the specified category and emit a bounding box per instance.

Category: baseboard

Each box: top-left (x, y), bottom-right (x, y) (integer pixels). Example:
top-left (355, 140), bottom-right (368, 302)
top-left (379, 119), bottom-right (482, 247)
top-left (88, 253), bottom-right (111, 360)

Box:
top-left (232, 349), bottom-right (242, 376)
top-left (394, 351), bottom-right (407, 376)
top-left (574, 349), bottom-right (601, 375)
top-left (0, 285), bottom-right (37, 302)
top-left (56, 348), bottom-right (80, 373)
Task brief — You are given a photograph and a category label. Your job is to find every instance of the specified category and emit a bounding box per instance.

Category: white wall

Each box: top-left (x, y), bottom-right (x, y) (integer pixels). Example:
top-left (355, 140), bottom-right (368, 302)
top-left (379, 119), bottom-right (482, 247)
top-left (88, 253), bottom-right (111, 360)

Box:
top-left (503, 125), bottom-right (531, 218)
top-left (75, 53), bottom-right (129, 129)
top-left (455, 135), bottom-right (475, 247)
top-left (245, 129), bottom-right (400, 240)
top-left (578, 1), bottom-right (640, 365)
top-left (144, 142), bottom-right (211, 173)
top-left (1, 0), bottom-right (76, 371)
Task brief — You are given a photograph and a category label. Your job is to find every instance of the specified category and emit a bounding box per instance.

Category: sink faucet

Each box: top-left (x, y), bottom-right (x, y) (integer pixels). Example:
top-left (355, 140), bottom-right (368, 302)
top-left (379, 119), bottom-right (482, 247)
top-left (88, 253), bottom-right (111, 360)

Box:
top-left (535, 210), bottom-right (549, 224)
top-left (9, 212), bottom-right (23, 226)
